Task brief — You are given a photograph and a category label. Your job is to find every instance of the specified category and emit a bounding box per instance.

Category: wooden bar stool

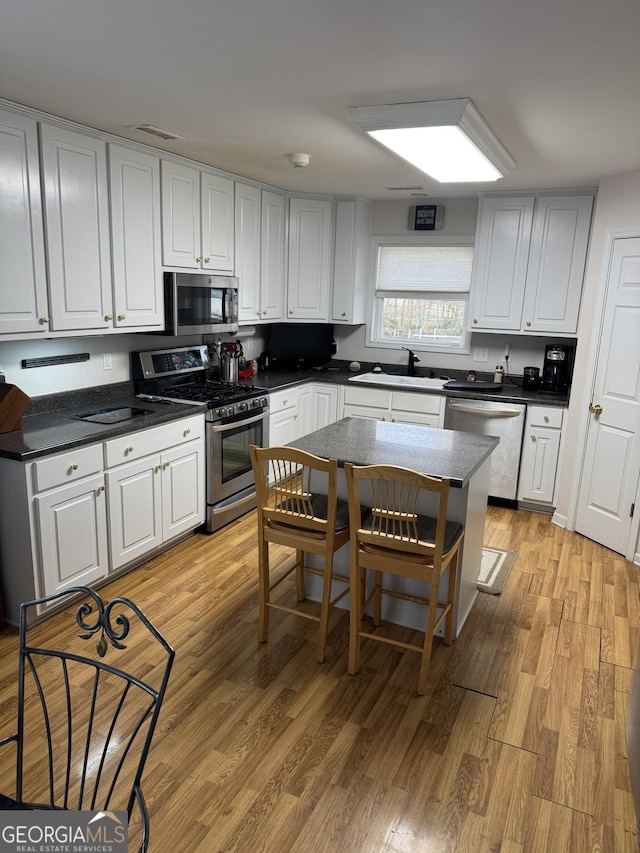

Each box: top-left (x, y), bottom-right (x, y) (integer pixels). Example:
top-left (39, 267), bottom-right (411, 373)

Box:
top-left (249, 445), bottom-right (351, 663)
top-left (344, 462), bottom-right (464, 695)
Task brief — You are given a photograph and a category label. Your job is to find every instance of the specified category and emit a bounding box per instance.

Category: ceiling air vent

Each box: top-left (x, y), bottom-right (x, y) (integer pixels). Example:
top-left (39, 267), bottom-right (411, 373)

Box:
top-left (384, 185), bottom-right (426, 192)
top-left (128, 124), bottom-right (184, 141)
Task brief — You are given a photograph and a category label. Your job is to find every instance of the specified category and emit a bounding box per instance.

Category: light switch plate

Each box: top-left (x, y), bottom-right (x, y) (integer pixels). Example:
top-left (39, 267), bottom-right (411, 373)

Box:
top-left (473, 347), bottom-right (488, 362)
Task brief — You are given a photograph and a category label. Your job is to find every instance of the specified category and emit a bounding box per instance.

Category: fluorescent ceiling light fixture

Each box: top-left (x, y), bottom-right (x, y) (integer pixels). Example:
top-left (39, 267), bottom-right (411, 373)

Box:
top-left (350, 99), bottom-right (515, 183)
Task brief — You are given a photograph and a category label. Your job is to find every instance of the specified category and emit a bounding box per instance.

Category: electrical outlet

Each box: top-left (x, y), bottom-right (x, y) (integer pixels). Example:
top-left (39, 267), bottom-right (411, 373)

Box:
top-left (473, 347), bottom-right (488, 362)
top-left (244, 339), bottom-right (253, 355)
top-left (103, 352), bottom-right (112, 370)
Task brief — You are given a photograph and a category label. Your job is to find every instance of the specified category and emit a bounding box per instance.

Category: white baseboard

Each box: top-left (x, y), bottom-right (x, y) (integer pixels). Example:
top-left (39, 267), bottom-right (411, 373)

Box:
top-left (552, 511), bottom-right (568, 528)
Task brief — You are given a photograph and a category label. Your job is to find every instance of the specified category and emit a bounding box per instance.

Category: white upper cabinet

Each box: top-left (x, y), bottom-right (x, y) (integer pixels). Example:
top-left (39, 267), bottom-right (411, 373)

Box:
top-left (0, 109), bottom-right (49, 335)
top-left (161, 161), bottom-right (235, 272)
top-left (470, 193), bottom-right (594, 335)
top-left (332, 198), bottom-right (372, 325)
top-left (161, 161), bottom-right (199, 268)
top-left (469, 196), bottom-right (535, 331)
top-left (287, 197), bottom-right (333, 321)
top-left (236, 182), bottom-right (262, 322)
top-left (201, 172), bottom-right (235, 273)
top-left (521, 195), bottom-right (594, 334)
top-left (237, 185), bottom-right (286, 323)
top-left (40, 124), bottom-right (113, 331)
top-left (109, 145), bottom-right (163, 329)
top-left (260, 190), bottom-right (286, 322)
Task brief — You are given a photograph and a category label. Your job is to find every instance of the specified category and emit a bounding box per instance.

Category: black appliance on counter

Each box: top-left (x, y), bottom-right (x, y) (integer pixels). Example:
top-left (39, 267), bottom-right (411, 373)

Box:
top-left (540, 344), bottom-right (574, 394)
top-left (132, 345), bottom-right (269, 533)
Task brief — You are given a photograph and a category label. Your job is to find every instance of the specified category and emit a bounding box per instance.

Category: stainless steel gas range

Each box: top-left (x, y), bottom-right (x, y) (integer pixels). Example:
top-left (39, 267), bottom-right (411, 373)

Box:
top-left (132, 344), bottom-right (269, 533)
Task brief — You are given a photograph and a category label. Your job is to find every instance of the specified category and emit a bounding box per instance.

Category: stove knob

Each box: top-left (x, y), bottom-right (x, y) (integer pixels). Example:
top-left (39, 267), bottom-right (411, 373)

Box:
top-left (216, 407), bottom-right (226, 418)
top-left (238, 402), bottom-right (249, 412)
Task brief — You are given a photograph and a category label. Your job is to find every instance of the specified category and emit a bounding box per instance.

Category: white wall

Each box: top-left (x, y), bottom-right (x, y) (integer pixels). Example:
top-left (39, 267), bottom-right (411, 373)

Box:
top-left (555, 170), bottom-right (640, 525)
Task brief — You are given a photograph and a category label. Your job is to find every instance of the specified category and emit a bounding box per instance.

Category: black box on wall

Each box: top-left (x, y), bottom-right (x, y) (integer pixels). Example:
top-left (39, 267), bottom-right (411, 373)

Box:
top-left (409, 204), bottom-right (444, 231)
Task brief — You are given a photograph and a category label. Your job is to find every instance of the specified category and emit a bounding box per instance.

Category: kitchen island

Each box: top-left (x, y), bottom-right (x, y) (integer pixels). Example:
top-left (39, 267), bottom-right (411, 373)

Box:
top-left (288, 417), bottom-right (499, 637)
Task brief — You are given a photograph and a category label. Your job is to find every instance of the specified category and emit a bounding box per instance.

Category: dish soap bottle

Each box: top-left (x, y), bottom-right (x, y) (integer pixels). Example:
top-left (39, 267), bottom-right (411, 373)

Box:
top-left (493, 365), bottom-right (504, 384)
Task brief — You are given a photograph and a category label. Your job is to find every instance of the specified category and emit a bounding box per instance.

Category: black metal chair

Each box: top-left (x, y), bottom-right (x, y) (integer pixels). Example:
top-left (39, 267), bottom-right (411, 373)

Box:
top-left (0, 586), bottom-right (175, 852)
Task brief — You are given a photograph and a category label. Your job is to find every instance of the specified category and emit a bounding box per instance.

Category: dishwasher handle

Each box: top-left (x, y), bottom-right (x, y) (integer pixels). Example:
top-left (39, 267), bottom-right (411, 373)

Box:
top-left (447, 401), bottom-right (523, 418)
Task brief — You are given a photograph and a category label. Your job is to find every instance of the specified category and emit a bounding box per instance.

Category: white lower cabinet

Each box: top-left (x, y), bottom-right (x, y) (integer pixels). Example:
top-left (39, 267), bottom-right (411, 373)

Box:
top-left (270, 384), bottom-right (341, 446)
top-left (298, 384), bottom-right (340, 436)
top-left (105, 416), bottom-right (205, 569)
top-left (517, 405), bottom-right (564, 507)
top-left (106, 438), bottom-right (204, 570)
top-left (35, 472), bottom-right (109, 596)
top-left (269, 388), bottom-right (301, 446)
top-left (342, 386), bottom-right (445, 428)
top-left (0, 414), bottom-right (204, 625)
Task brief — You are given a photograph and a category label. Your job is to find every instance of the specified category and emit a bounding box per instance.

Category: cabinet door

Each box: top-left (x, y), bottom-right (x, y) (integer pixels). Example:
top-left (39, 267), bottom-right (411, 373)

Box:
top-left (297, 385), bottom-right (313, 437)
top-left (161, 160), bottom-right (200, 268)
top-left (288, 198), bottom-right (332, 320)
top-left (106, 455), bottom-right (163, 570)
top-left (201, 172), bottom-right (235, 272)
top-left (518, 427), bottom-right (561, 504)
top-left (35, 474), bottom-right (108, 595)
top-left (236, 183), bottom-right (262, 322)
top-left (313, 384), bottom-right (339, 430)
top-left (332, 199), bottom-right (372, 324)
top-left (0, 110), bottom-right (49, 334)
top-left (109, 145), bottom-right (163, 328)
top-left (40, 124), bottom-right (113, 331)
top-left (522, 195), bottom-right (593, 334)
top-left (161, 440), bottom-right (205, 540)
top-left (261, 190), bottom-right (286, 322)
top-left (469, 196), bottom-right (535, 331)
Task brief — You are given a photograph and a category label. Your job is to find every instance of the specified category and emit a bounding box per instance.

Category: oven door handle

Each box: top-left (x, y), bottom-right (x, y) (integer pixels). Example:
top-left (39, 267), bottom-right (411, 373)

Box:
top-left (211, 410), bottom-right (268, 433)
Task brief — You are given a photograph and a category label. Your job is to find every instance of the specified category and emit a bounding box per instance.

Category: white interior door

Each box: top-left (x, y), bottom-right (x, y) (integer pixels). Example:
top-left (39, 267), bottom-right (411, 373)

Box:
top-left (575, 236), bottom-right (640, 554)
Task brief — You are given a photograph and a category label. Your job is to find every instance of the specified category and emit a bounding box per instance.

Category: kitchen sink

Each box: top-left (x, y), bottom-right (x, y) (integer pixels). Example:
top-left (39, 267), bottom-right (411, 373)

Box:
top-left (347, 372), bottom-right (447, 390)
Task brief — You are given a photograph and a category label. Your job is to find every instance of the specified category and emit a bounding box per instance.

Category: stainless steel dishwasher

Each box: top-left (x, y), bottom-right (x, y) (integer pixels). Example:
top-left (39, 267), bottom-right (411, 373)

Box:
top-left (444, 398), bottom-right (526, 501)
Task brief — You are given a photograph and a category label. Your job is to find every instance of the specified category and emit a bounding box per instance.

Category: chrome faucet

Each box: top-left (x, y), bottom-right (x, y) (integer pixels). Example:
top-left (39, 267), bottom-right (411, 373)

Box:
top-left (402, 346), bottom-right (420, 376)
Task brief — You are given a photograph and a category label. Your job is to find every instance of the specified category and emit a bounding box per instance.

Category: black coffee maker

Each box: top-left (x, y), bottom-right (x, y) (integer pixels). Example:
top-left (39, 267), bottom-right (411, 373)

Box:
top-left (540, 344), bottom-right (574, 394)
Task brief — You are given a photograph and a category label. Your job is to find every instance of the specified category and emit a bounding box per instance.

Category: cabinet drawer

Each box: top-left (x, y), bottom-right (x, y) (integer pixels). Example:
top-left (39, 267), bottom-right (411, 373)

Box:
top-left (32, 444), bottom-right (104, 492)
top-left (104, 415), bottom-right (204, 468)
top-left (392, 390), bottom-right (443, 416)
top-left (527, 406), bottom-right (564, 429)
top-left (270, 388), bottom-right (299, 410)
top-left (344, 386), bottom-right (391, 408)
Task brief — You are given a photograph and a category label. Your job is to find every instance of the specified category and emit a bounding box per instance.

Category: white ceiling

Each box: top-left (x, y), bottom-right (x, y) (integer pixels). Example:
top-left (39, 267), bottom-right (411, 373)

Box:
top-left (1, 0), bottom-right (639, 200)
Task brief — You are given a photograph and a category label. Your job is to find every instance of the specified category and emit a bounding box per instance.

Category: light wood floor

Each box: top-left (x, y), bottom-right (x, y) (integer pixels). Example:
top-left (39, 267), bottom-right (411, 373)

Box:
top-left (1, 505), bottom-right (639, 852)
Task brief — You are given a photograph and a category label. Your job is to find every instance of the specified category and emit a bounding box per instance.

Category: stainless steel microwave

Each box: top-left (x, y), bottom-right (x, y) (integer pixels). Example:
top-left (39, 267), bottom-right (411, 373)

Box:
top-left (160, 272), bottom-right (239, 336)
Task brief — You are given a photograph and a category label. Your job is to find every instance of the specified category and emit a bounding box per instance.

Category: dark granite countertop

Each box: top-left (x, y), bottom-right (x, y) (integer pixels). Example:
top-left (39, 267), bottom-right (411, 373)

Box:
top-left (240, 362), bottom-right (568, 407)
top-left (289, 417), bottom-right (499, 488)
top-left (0, 381), bottom-right (206, 462)
top-left (0, 361), bottom-right (566, 463)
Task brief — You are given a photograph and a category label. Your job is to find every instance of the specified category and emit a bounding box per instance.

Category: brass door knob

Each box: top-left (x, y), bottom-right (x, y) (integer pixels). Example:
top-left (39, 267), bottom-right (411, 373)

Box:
top-left (196, 257), bottom-right (203, 263)
top-left (589, 403), bottom-right (603, 416)
top-left (117, 314), bottom-right (126, 321)
top-left (39, 316), bottom-right (49, 325)
top-left (204, 258), bottom-right (210, 264)
top-left (105, 314), bottom-right (113, 321)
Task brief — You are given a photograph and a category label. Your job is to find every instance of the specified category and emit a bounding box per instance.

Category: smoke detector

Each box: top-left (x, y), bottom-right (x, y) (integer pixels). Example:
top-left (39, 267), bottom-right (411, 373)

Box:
top-left (288, 153), bottom-right (310, 168)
